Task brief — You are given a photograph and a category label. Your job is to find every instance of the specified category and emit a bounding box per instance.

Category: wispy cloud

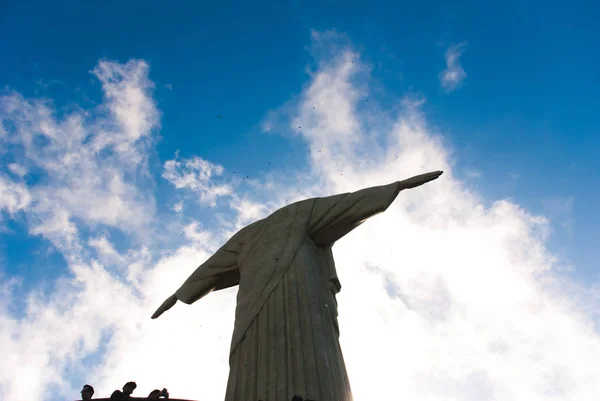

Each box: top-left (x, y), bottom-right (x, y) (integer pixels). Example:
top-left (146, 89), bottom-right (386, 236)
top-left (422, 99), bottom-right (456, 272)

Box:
top-left (465, 169), bottom-right (482, 178)
top-left (0, 59), bottom-right (159, 254)
top-left (0, 59), bottom-right (162, 400)
top-left (0, 32), bottom-right (598, 401)
top-left (0, 175), bottom-right (31, 216)
top-left (162, 153), bottom-right (234, 207)
top-left (542, 196), bottom-right (576, 238)
top-left (440, 42), bottom-right (468, 92)
top-left (7, 163), bottom-right (27, 177)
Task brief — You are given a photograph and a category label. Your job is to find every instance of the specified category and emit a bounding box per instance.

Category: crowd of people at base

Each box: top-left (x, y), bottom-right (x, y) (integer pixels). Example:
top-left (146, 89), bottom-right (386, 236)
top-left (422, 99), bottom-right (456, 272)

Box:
top-left (79, 382), bottom-right (316, 401)
top-left (78, 381), bottom-right (169, 400)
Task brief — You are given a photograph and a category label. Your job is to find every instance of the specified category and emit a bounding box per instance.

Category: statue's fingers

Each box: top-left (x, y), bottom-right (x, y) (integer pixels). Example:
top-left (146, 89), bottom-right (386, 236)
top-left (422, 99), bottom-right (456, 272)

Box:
top-left (422, 170), bottom-right (443, 181)
top-left (401, 171), bottom-right (443, 189)
top-left (151, 306), bottom-right (165, 319)
top-left (151, 294), bottom-right (177, 319)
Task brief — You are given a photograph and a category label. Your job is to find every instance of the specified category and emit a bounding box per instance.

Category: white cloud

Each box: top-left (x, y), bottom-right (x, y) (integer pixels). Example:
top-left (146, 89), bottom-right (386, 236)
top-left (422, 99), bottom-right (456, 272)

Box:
top-left (172, 201), bottom-right (184, 213)
top-left (0, 59), bottom-right (161, 400)
top-left (0, 59), bottom-right (158, 253)
top-left (91, 60), bottom-right (159, 154)
top-left (440, 43), bottom-right (468, 92)
top-left (7, 163), bottom-right (27, 177)
top-left (88, 236), bottom-right (121, 261)
top-left (0, 33), bottom-right (599, 401)
top-left (0, 174), bottom-right (31, 216)
top-left (162, 154), bottom-right (234, 207)
top-left (261, 119), bottom-right (272, 132)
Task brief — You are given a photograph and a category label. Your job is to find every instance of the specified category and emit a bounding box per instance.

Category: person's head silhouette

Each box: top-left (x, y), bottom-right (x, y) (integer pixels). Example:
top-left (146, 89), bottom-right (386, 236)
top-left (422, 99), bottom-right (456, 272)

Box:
top-left (123, 382), bottom-right (137, 396)
top-left (81, 384), bottom-right (94, 400)
top-left (291, 396), bottom-right (303, 401)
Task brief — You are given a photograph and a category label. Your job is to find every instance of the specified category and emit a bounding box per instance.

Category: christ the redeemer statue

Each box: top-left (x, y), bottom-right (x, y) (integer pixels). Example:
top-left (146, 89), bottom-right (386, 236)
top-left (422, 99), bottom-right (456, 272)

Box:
top-left (152, 171), bottom-right (443, 401)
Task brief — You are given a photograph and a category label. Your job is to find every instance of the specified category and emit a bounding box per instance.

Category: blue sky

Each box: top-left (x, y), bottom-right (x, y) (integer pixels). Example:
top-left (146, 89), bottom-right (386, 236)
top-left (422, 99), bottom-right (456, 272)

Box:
top-left (1, 1), bottom-right (599, 400)
top-left (2, 0), bottom-right (598, 284)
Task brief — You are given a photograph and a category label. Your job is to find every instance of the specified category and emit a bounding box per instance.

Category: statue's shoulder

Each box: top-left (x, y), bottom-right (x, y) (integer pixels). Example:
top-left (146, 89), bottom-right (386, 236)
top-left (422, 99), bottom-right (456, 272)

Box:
top-left (236, 199), bottom-right (318, 235)
top-left (273, 197), bottom-right (318, 217)
top-left (237, 219), bottom-right (264, 237)
top-left (285, 196), bottom-right (320, 208)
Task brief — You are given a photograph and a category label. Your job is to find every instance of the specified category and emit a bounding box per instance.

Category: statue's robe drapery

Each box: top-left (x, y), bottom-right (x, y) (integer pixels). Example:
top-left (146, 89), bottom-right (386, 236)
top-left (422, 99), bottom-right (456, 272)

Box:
top-left (173, 181), bottom-right (403, 401)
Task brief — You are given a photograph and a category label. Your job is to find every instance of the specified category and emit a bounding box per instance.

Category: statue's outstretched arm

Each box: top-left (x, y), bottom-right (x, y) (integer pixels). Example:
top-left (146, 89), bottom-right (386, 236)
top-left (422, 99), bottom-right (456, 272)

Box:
top-left (151, 226), bottom-right (251, 319)
top-left (308, 171), bottom-right (442, 246)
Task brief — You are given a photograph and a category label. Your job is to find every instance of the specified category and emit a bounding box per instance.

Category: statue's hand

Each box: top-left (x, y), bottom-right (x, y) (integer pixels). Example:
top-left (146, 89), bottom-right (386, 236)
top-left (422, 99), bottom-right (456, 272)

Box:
top-left (151, 294), bottom-right (178, 319)
top-left (399, 171), bottom-right (443, 189)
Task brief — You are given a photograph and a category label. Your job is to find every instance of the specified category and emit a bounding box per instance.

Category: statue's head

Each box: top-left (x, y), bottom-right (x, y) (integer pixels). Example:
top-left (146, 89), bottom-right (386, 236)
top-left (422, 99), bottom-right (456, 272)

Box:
top-left (80, 384), bottom-right (94, 400)
top-left (123, 381), bottom-right (137, 395)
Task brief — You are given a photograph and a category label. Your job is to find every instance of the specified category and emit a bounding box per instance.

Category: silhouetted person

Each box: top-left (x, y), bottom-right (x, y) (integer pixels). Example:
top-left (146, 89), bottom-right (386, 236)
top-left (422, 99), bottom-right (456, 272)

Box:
top-left (291, 396), bottom-right (303, 401)
top-left (110, 381), bottom-right (137, 400)
top-left (80, 384), bottom-right (94, 401)
top-left (148, 388), bottom-right (169, 399)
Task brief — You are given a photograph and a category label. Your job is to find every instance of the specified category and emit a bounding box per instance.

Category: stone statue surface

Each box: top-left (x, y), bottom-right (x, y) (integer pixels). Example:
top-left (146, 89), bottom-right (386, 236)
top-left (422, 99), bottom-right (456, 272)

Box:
top-left (152, 171), bottom-right (443, 401)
